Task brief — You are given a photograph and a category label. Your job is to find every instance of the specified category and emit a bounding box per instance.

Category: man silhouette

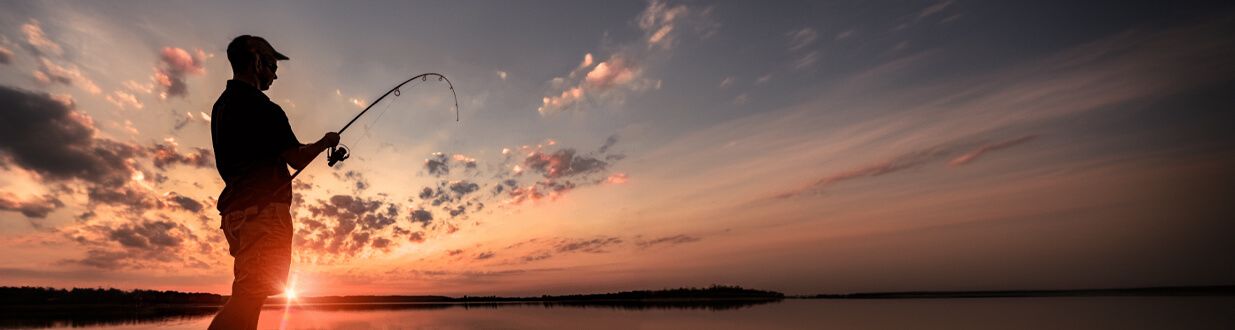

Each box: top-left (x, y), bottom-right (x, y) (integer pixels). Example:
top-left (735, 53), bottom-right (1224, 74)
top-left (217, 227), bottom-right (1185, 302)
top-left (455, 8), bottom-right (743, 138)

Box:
top-left (208, 35), bottom-right (339, 330)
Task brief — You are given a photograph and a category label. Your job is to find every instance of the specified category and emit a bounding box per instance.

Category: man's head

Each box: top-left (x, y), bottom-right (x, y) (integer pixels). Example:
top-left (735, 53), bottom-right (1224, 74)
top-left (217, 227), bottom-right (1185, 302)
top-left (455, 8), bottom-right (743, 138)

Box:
top-left (226, 35), bottom-right (289, 91)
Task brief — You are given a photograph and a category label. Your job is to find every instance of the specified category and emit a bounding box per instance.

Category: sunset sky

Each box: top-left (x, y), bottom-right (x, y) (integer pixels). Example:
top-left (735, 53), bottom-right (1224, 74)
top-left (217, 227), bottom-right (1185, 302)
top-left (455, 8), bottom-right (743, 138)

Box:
top-left (1, 1), bottom-right (1233, 297)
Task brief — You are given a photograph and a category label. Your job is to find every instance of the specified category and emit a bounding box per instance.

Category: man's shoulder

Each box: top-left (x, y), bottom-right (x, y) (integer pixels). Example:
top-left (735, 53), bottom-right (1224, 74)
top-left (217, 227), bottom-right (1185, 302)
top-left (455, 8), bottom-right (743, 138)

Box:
top-left (213, 85), bottom-right (282, 118)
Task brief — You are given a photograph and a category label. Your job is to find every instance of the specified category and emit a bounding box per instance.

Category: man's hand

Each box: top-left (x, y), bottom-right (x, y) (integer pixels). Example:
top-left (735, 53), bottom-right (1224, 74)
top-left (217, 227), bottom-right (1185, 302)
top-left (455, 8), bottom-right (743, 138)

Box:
top-left (317, 132), bottom-right (341, 149)
top-left (284, 132), bottom-right (342, 170)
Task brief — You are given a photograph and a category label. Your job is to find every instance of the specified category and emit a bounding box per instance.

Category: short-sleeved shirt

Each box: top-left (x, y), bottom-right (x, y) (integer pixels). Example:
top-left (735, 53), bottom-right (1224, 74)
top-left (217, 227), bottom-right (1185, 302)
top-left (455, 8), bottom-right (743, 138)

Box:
top-left (211, 80), bottom-right (302, 214)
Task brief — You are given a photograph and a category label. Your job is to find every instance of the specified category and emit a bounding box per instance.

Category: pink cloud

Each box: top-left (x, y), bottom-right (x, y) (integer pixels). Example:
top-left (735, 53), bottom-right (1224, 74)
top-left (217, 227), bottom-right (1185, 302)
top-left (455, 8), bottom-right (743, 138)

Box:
top-left (105, 90), bottom-right (143, 110)
top-left (537, 0), bottom-right (713, 116)
top-left (34, 58), bottom-right (101, 94)
top-left (585, 57), bottom-right (638, 88)
top-left (949, 136), bottom-right (1037, 167)
top-left (155, 47), bottom-right (208, 98)
top-left (20, 19), bottom-right (62, 56)
top-left (0, 192), bottom-right (63, 219)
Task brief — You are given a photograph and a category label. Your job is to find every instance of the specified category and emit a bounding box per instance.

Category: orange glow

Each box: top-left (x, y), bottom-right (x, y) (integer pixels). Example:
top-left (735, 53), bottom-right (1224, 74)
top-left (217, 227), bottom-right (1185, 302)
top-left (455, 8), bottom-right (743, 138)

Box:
top-left (606, 173), bottom-right (629, 184)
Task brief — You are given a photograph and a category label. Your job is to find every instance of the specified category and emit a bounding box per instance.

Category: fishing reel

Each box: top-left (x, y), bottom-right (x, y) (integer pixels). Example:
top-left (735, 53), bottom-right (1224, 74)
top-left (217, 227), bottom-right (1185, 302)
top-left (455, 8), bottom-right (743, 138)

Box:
top-left (327, 144), bottom-right (350, 167)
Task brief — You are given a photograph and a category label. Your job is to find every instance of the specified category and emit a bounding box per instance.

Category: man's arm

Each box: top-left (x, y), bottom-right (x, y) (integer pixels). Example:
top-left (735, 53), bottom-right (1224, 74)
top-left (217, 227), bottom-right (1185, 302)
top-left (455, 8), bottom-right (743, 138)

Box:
top-left (282, 132), bottom-right (340, 170)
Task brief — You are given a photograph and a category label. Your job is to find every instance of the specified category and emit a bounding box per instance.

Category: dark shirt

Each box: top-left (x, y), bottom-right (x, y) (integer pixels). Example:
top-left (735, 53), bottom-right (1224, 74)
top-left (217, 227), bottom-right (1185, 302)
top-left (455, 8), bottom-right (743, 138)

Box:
top-left (211, 80), bottom-right (302, 214)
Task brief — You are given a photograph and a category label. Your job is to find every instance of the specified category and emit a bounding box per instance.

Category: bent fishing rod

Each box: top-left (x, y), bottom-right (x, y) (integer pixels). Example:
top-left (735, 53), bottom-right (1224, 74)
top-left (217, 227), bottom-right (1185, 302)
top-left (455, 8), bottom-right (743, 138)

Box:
top-left (254, 73), bottom-right (459, 210)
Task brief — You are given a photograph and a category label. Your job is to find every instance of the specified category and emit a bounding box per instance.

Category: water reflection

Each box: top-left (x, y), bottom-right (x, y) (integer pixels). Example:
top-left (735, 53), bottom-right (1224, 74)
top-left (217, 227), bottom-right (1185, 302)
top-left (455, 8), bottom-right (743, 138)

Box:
top-left (0, 305), bottom-right (218, 329)
top-left (0, 299), bottom-right (781, 329)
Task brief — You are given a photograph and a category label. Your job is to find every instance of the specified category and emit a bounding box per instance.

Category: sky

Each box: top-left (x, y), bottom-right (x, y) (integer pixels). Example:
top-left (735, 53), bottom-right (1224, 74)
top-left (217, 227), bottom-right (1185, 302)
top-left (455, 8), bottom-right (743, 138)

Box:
top-left (1, 0), bottom-right (1233, 297)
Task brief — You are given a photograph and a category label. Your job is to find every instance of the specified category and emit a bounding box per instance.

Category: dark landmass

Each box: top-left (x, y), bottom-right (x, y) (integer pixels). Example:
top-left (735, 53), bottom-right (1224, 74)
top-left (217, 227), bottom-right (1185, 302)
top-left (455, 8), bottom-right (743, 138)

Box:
top-left (0, 285), bottom-right (780, 328)
top-left (0, 284), bottom-right (781, 307)
top-left (798, 285), bottom-right (1235, 299)
top-left (295, 284), bottom-right (784, 305)
top-left (2, 284), bottom-right (1231, 328)
top-left (0, 286), bottom-right (226, 306)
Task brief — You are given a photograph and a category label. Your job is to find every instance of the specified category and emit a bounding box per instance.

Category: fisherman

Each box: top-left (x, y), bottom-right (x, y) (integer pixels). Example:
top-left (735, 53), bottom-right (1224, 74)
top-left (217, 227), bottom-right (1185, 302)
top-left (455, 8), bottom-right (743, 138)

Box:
top-left (208, 35), bottom-right (339, 330)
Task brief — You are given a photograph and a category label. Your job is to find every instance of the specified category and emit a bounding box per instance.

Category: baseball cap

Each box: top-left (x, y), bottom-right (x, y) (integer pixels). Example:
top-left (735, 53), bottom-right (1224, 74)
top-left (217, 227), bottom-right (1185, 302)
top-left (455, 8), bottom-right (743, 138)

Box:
top-left (227, 35), bottom-right (289, 63)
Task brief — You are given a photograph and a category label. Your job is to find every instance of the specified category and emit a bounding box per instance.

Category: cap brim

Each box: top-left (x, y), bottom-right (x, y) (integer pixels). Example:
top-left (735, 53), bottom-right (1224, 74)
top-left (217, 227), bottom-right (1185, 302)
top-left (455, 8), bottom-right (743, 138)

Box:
top-left (272, 50), bottom-right (289, 61)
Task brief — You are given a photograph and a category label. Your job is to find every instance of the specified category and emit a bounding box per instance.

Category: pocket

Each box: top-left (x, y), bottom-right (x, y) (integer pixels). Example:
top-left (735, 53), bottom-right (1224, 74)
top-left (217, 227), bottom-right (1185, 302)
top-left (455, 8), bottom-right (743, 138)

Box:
top-left (222, 214), bottom-right (242, 257)
top-left (223, 212), bottom-right (259, 257)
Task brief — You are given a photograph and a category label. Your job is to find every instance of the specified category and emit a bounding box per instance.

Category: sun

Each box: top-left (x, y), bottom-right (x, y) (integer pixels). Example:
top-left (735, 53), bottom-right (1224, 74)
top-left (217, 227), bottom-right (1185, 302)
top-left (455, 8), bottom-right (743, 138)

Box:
top-left (284, 287), bottom-right (298, 301)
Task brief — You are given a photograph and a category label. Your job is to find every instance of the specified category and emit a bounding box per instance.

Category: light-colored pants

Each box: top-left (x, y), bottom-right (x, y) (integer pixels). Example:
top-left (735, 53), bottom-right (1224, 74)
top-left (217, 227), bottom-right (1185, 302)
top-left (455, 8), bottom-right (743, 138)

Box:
top-left (221, 202), bottom-right (292, 298)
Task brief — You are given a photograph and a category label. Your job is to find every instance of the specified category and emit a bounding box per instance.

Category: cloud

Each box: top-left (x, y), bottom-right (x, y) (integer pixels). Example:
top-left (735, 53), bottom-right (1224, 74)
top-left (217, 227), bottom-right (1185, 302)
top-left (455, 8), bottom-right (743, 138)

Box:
top-left (510, 235), bottom-right (634, 264)
top-left (475, 251), bottom-right (495, 260)
top-left (524, 149), bottom-right (609, 179)
top-left (108, 220), bottom-right (185, 249)
top-left (148, 140), bottom-right (213, 170)
top-left (424, 152), bottom-right (450, 176)
top-left (64, 218), bottom-right (206, 270)
top-left (34, 58), bottom-right (102, 94)
top-left (636, 234), bottom-right (701, 249)
top-left (0, 85), bottom-right (141, 186)
top-left (448, 181), bottom-right (480, 195)
top-left (335, 170), bottom-right (369, 191)
top-left (86, 182), bottom-right (162, 212)
top-left (20, 19), bottom-right (62, 56)
top-left (154, 47), bottom-right (207, 99)
top-left (584, 57), bottom-right (640, 88)
top-left (65, 250), bottom-right (130, 270)
top-left (791, 51), bottom-right (819, 71)
top-left (537, 0), bottom-right (714, 115)
top-left (492, 139), bottom-right (627, 205)
top-left (786, 28), bottom-right (820, 71)
top-left (555, 236), bottom-right (623, 253)
top-left (296, 194), bottom-right (404, 257)
top-left (835, 29), bottom-right (855, 40)
top-left (755, 74), bottom-right (772, 85)
top-left (105, 90), bottom-right (143, 110)
top-left (0, 192), bottom-right (64, 219)
top-left (0, 46), bottom-right (13, 64)
top-left (410, 208), bottom-right (434, 226)
top-left (786, 27), bottom-right (818, 51)
top-left (173, 111), bottom-right (212, 130)
top-left (163, 192), bottom-right (204, 213)
top-left (775, 147), bottom-right (951, 199)
top-left (0, 85), bottom-right (222, 218)
top-left (605, 173), bottom-right (629, 184)
top-left (949, 136), bottom-right (1037, 167)
top-left (637, 0), bottom-right (710, 50)
top-left (918, 0), bottom-right (955, 19)
top-left (407, 231), bottom-right (427, 244)
top-left (598, 135), bottom-right (619, 154)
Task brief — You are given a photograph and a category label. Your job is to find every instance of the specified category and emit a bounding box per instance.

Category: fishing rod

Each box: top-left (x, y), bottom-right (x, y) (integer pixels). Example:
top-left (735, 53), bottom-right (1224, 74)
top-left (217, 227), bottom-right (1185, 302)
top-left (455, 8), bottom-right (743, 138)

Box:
top-left (257, 73), bottom-right (460, 209)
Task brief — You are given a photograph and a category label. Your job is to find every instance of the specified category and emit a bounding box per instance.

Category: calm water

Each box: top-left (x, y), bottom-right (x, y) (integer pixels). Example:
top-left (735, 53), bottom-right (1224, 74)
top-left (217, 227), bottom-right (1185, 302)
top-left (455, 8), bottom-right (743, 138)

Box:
top-left (7, 297), bottom-right (1234, 329)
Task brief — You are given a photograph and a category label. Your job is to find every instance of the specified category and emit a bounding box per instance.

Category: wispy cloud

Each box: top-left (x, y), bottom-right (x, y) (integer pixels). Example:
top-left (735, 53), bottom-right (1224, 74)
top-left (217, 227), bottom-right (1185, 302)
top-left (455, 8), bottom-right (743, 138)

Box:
top-left (786, 27), bottom-right (818, 51)
top-left (918, 0), bottom-right (955, 20)
top-left (636, 234), bottom-right (701, 249)
top-left (20, 19), bottom-right (62, 56)
top-left (34, 58), bottom-right (101, 94)
top-left (537, 0), bottom-right (715, 115)
top-left (949, 136), bottom-right (1037, 167)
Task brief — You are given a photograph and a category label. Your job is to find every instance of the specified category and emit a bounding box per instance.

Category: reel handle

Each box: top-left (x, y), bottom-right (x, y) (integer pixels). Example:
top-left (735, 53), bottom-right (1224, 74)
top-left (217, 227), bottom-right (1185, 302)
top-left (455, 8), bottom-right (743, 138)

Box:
top-left (327, 145), bottom-right (350, 167)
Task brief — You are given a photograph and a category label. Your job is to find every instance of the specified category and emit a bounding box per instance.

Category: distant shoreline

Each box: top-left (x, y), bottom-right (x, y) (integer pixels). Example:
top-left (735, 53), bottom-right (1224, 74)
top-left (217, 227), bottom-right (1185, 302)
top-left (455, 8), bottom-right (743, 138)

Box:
top-left (796, 285), bottom-right (1235, 299)
top-left (2, 285), bottom-right (1232, 308)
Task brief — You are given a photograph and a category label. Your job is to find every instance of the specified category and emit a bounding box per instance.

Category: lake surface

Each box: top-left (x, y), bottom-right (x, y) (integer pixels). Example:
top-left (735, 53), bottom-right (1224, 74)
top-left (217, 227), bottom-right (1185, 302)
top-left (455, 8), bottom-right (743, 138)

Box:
top-left (6, 297), bottom-right (1234, 329)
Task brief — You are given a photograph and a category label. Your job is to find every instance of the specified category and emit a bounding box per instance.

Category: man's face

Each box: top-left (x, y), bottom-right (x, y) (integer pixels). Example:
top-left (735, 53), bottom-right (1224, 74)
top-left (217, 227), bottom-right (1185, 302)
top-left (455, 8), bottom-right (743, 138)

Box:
top-left (255, 53), bottom-right (278, 90)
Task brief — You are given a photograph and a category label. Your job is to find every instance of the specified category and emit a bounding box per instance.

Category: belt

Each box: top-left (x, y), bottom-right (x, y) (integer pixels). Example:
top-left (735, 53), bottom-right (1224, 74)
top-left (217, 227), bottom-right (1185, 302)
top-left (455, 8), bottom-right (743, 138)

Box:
top-left (222, 202), bottom-right (291, 222)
